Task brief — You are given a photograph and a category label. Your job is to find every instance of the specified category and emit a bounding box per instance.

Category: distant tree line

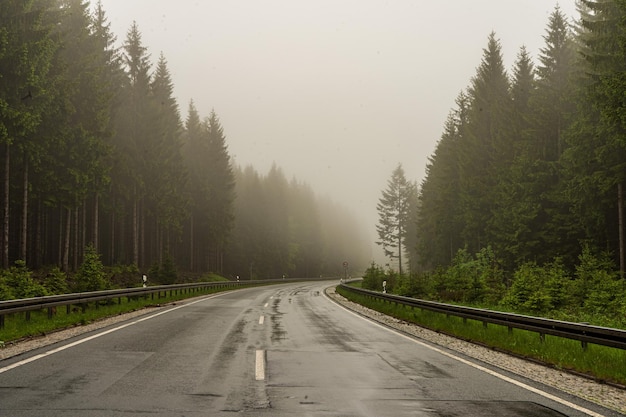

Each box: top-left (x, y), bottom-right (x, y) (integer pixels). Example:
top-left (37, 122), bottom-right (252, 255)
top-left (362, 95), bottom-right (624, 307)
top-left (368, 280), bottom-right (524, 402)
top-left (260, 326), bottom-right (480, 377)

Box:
top-left (0, 0), bottom-right (369, 293)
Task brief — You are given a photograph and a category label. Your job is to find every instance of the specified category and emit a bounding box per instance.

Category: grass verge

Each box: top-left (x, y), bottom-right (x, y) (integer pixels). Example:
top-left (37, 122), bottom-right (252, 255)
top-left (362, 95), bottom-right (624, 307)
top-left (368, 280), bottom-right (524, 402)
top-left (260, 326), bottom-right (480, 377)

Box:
top-left (336, 286), bottom-right (626, 386)
top-left (0, 285), bottom-right (239, 344)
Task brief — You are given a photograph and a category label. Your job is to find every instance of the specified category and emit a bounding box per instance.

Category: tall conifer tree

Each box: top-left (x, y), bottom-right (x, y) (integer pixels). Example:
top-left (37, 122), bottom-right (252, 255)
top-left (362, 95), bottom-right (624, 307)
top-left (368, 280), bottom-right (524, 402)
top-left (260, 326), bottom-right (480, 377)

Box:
top-left (376, 164), bottom-right (414, 275)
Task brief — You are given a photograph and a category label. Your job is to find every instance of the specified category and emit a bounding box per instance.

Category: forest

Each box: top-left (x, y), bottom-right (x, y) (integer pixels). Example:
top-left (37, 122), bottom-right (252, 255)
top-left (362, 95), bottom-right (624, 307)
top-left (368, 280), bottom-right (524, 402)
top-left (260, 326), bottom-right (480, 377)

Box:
top-left (0, 0), bottom-right (370, 298)
top-left (370, 2), bottom-right (626, 325)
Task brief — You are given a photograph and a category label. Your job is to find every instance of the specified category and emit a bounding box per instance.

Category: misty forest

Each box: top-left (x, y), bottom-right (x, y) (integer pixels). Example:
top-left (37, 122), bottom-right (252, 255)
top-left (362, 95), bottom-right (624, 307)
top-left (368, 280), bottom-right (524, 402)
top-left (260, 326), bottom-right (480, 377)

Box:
top-left (2, 1), bottom-right (626, 328)
top-left (370, 2), bottom-right (626, 326)
top-left (0, 0), bottom-right (370, 299)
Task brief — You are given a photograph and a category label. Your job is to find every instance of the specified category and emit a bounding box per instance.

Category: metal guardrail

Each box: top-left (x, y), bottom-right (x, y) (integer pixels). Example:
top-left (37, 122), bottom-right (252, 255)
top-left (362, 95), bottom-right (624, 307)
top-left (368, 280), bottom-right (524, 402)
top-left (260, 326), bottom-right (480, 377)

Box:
top-left (0, 277), bottom-right (331, 330)
top-left (339, 284), bottom-right (626, 350)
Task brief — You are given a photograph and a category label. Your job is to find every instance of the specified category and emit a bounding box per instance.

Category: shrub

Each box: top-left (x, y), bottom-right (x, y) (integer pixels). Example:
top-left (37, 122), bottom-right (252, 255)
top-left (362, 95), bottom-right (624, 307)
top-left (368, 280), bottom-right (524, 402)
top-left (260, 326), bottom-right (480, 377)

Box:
top-left (74, 244), bottom-right (108, 292)
top-left (361, 262), bottom-right (396, 292)
top-left (148, 254), bottom-right (178, 285)
top-left (501, 262), bottom-right (553, 314)
top-left (0, 260), bottom-right (48, 299)
top-left (44, 267), bottom-right (69, 295)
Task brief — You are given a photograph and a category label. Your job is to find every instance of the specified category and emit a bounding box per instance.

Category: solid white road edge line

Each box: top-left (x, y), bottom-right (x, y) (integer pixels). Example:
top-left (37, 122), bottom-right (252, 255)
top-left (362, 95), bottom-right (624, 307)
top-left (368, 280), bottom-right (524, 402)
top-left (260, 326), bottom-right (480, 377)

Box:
top-left (0, 292), bottom-right (230, 375)
top-left (325, 291), bottom-right (605, 417)
top-left (255, 349), bottom-right (265, 381)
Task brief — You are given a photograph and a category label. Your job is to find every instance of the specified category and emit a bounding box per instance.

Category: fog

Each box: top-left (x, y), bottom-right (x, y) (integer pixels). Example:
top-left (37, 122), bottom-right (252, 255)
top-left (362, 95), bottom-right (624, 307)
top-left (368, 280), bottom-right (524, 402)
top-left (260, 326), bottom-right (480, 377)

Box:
top-left (96, 1), bottom-right (578, 263)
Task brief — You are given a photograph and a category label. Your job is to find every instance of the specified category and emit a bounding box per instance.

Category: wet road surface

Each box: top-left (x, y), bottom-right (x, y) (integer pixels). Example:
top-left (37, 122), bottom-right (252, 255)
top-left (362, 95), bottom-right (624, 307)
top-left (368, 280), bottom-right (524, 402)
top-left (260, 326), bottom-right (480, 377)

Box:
top-left (0, 281), bottom-right (618, 416)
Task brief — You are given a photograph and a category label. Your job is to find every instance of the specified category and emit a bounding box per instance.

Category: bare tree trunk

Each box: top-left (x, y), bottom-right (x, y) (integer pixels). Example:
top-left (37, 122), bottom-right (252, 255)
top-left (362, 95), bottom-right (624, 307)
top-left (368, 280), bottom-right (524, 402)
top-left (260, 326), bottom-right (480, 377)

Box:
top-left (35, 199), bottom-right (43, 267)
top-left (157, 220), bottom-right (163, 264)
top-left (619, 183), bottom-right (624, 279)
top-left (93, 193), bottom-right (99, 251)
top-left (73, 206), bottom-right (79, 271)
top-left (81, 199), bottom-right (86, 252)
top-left (133, 188), bottom-right (139, 266)
top-left (110, 210), bottom-right (115, 264)
top-left (189, 213), bottom-right (194, 271)
top-left (58, 206), bottom-right (63, 267)
top-left (20, 158), bottom-right (28, 262)
top-left (3, 143), bottom-right (10, 268)
top-left (397, 233), bottom-right (403, 276)
top-left (139, 197), bottom-right (145, 269)
top-left (62, 207), bottom-right (71, 272)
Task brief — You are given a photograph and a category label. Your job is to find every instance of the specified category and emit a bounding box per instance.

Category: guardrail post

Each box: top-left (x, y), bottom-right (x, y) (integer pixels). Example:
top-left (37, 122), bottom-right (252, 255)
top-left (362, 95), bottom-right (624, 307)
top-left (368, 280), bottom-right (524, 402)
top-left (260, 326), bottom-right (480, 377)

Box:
top-left (0, 314), bottom-right (4, 329)
top-left (25, 311), bottom-right (31, 322)
top-left (580, 323), bottom-right (589, 351)
top-left (539, 333), bottom-right (545, 343)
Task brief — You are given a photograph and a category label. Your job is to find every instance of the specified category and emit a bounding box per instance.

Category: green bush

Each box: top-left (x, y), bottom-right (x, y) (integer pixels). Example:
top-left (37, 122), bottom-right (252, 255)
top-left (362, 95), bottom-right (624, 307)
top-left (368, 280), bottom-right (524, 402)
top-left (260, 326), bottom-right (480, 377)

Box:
top-left (0, 260), bottom-right (48, 300)
top-left (44, 267), bottom-right (69, 294)
top-left (109, 263), bottom-right (140, 288)
top-left (74, 244), bottom-right (108, 292)
top-left (148, 254), bottom-right (178, 285)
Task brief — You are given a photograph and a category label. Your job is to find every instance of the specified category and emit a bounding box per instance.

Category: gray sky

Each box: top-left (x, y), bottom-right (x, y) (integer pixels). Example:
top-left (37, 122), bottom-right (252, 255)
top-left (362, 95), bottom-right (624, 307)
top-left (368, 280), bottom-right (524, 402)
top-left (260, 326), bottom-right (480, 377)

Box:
top-left (96, 1), bottom-right (578, 263)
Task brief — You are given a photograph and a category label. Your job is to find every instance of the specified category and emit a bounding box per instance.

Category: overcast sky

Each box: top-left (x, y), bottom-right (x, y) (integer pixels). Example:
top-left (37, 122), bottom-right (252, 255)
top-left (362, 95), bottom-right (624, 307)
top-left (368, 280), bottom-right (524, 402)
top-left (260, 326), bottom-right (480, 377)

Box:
top-left (95, 1), bottom-right (578, 262)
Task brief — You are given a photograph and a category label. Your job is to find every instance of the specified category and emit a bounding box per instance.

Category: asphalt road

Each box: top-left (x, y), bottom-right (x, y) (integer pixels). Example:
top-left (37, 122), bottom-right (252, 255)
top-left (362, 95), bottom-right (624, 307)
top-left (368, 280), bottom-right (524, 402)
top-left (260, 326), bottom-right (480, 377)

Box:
top-left (0, 281), bottom-right (619, 416)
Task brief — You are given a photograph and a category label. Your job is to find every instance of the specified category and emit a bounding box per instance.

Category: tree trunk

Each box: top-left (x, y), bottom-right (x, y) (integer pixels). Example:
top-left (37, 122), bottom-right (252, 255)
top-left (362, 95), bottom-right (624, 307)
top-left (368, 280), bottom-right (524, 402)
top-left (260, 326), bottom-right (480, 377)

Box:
top-left (81, 199), bottom-right (86, 253)
top-left (73, 206), bottom-right (79, 271)
top-left (3, 143), bottom-right (10, 268)
top-left (20, 157), bottom-right (28, 262)
top-left (189, 213), bottom-right (194, 271)
top-left (93, 193), bottom-right (99, 251)
top-left (397, 233), bottom-right (402, 276)
top-left (133, 188), bottom-right (139, 266)
top-left (139, 197), bottom-right (145, 269)
top-left (35, 199), bottom-right (43, 267)
top-left (110, 210), bottom-right (115, 264)
top-left (619, 182), bottom-right (624, 279)
top-left (62, 207), bottom-right (71, 272)
top-left (58, 206), bottom-right (63, 267)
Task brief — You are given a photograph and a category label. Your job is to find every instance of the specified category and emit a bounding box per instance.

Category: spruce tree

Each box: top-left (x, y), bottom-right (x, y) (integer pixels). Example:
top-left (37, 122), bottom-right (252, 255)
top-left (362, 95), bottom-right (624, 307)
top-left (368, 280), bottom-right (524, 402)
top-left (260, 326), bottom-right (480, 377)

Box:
top-left (203, 111), bottom-right (235, 273)
top-left (417, 92), bottom-right (468, 268)
top-left (376, 164), bottom-right (414, 275)
top-left (458, 32), bottom-right (511, 253)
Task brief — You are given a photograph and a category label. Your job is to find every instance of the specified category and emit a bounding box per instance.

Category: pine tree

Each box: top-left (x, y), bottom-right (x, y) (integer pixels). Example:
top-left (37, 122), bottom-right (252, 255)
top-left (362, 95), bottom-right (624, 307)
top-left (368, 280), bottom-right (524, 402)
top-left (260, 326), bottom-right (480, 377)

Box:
top-left (203, 110), bottom-right (235, 273)
top-left (487, 47), bottom-right (538, 270)
top-left (148, 53), bottom-right (187, 263)
top-left (376, 164), bottom-right (414, 275)
top-left (458, 32), bottom-right (511, 253)
top-left (182, 100), bottom-right (209, 272)
top-left (417, 92), bottom-right (468, 268)
top-left (113, 21), bottom-right (153, 267)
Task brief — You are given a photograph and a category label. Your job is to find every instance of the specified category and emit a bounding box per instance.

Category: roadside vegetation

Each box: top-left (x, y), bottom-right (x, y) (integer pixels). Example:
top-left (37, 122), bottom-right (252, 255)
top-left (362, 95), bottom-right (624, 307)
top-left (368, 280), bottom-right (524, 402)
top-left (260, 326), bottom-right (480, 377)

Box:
top-left (360, 246), bottom-right (626, 330)
top-left (337, 284), bottom-right (626, 386)
top-left (342, 246), bottom-right (626, 385)
top-left (0, 247), bottom-right (231, 344)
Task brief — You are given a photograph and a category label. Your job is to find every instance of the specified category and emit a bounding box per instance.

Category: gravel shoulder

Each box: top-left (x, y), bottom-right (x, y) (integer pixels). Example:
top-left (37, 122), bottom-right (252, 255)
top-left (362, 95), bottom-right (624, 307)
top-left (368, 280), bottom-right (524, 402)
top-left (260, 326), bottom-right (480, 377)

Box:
top-left (325, 285), bottom-right (626, 416)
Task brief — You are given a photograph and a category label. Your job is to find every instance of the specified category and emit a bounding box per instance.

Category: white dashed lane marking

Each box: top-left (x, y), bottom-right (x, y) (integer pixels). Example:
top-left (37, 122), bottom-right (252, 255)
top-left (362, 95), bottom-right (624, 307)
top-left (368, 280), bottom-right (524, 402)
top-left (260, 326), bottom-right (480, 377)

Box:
top-left (255, 350), bottom-right (265, 381)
